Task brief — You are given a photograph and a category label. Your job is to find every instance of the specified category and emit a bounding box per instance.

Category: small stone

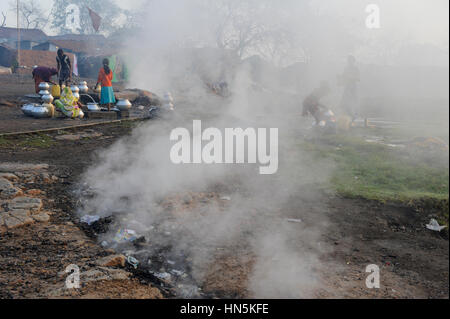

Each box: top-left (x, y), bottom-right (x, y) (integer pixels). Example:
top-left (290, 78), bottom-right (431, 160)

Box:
top-left (9, 208), bottom-right (31, 219)
top-left (32, 212), bottom-right (51, 223)
top-left (0, 212), bottom-right (7, 225)
top-left (40, 173), bottom-right (52, 183)
top-left (96, 255), bottom-right (126, 268)
top-left (0, 173), bottom-right (19, 182)
top-left (55, 134), bottom-right (81, 141)
top-left (3, 214), bottom-right (34, 229)
top-left (81, 269), bottom-right (109, 283)
top-left (9, 196), bottom-right (43, 211)
top-left (25, 189), bottom-right (44, 196)
top-left (0, 163), bottom-right (49, 172)
top-left (0, 177), bottom-right (22, 199)
top-left (107, 268), bottom-right (130, 281)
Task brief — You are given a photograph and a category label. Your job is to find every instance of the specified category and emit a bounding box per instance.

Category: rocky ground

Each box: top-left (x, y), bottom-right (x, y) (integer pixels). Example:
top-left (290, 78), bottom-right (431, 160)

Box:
top-left (0, 161), bottom-right (162, 299)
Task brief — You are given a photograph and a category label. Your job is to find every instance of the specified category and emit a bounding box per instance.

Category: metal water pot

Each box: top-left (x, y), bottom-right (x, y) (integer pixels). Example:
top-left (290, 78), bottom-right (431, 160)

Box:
top-left (42, 94), bottom-right (54, 104)
top-left (116, 99), bottom-right (132, 111)
top-left (39, 82), bottom-right (50, 90)
top-left (79, 81), bottom-right (88, 93)
top-left (87, 102), bottom-right (100, 111)
top-left (39, 89), bottom-right (50, 96)
top-left (31, 105), bottom-right (50, 118)
top-left (22, 104), bottom-right (35, 116)
top-left (70, 85), bottom-right (80, 93)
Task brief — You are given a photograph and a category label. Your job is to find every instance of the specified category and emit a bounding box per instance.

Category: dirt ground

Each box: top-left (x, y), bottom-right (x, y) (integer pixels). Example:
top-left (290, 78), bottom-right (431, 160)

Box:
top-left (0, 122), bottom-right (448, 299)
top-left (0, 74), bottom-right (448, 299)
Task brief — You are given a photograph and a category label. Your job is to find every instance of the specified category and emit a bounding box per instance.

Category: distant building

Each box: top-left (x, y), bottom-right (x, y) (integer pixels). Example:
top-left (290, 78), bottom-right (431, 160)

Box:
top-left (0, 27), bottom-right (48, 50)
top-left (0, 43), bottom-right (15, 68)
top-left (0, 28), bottom-right (127, 80)
top-left (32, 42), bottom-right (58, 52)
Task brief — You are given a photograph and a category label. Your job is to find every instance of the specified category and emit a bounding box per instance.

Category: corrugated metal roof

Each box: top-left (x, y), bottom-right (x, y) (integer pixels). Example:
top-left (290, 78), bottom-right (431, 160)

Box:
top-left (0, 27), bottom-right (48, 42)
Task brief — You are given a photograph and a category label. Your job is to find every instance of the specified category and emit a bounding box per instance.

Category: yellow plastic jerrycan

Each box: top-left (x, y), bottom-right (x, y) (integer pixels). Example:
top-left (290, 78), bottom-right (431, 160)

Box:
top-left (51, 84), bottom-right (61, 98)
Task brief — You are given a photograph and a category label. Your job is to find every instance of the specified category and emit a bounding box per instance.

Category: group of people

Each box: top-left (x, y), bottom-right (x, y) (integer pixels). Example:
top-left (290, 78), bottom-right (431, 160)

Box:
top-left (31, 49), bottom-right (116, 114)
top-left (302, 55), bottom-right (361, 127)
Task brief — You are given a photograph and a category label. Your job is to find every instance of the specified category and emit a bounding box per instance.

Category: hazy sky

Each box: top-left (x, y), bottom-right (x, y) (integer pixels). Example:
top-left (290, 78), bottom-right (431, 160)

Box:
top-left (1, 0), bottom-right (448, 50)
top-left (0, 0), bottom-right (146, 30)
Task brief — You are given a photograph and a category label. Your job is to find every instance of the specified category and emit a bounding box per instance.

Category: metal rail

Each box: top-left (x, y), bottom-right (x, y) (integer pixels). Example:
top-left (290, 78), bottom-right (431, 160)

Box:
top-left (0, 117), bottom-right (145, 137)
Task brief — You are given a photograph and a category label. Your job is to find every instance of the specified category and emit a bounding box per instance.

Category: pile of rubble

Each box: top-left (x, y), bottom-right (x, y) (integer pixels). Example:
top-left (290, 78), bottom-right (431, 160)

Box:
top-left (0, 163), bottom-right (54, 233)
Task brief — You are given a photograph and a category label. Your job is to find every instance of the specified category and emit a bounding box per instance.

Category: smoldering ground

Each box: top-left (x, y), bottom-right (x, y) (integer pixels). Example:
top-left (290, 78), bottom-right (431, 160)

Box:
top-left (75, 0), bottom-right (448, 297)
top-left (76, 104), bottom-right (334, 297)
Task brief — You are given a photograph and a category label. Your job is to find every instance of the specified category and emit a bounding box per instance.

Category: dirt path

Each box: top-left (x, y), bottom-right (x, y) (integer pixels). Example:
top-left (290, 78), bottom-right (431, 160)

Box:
top-left (0, 123), bottom-right (447, 299)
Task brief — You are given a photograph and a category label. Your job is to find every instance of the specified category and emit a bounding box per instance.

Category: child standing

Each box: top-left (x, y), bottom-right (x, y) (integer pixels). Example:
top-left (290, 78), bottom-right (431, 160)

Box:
top-left (96, 58), bottom-right (116, 111)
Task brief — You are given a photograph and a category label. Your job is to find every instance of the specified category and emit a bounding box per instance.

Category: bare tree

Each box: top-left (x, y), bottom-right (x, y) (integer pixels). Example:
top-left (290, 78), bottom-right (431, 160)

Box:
top-left (1, 12), bottom-right (6, 27)
top-left (210, 0), bottom-right (269, 58)
top-left (206, 0), bottom-right (304, 64)
top-left (9, 0), bottom-right (49, 29)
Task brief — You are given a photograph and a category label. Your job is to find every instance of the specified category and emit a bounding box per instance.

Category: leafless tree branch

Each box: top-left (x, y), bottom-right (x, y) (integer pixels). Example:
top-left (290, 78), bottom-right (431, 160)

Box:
top-left (1, 12), bottom-right (6, 27)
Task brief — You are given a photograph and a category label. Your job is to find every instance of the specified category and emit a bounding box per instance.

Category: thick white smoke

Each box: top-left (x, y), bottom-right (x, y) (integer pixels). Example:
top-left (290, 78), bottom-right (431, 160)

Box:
top-left (77, 0), bottom-right (448, 298)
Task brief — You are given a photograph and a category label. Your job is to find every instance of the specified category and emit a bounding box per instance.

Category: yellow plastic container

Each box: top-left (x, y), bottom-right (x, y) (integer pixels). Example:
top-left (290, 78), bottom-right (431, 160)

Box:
top-left (51, 85), bottom-right (61, 98)
top-left (43, 103), bottom-right (55, 117)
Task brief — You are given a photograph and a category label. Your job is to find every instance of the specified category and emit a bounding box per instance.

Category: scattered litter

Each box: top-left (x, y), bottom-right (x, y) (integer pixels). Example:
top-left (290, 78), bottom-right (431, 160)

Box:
top-left (127, 256), bottom-right (139, 269)
top-left (167, 260), bottom-right (176, 265)
top-left (154, 272), bottom-right (171, 281)
top-left (426, 219), bottom-right (447, 232)
top-left (113, 228), bottom-right (138, 243)
top-left (286, 218), bottom-right (302, 223)
top-left (365, 138), bottom-right (406, 149)
top-left (220, 196), bottom-right (231, 201)
top-left (171, 269), bottom-right (184, 276)
top-left (80, 215), bottom-right (100, 225)
top-left (100, 241), bottom-right (108, 247)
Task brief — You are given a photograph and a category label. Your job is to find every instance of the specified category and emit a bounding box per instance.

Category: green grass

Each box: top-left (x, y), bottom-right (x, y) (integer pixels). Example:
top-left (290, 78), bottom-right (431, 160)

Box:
top-left (0, 136), bottom-right (10, 147)
top-left (0, 133), bottom-right (55, 148)
top-left (300, 132), bottom-right (449, 222)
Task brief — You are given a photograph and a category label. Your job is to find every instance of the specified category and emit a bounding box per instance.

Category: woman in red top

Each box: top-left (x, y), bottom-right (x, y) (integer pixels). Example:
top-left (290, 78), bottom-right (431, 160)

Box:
top-left (96, 58), bottom-right (116, 111)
